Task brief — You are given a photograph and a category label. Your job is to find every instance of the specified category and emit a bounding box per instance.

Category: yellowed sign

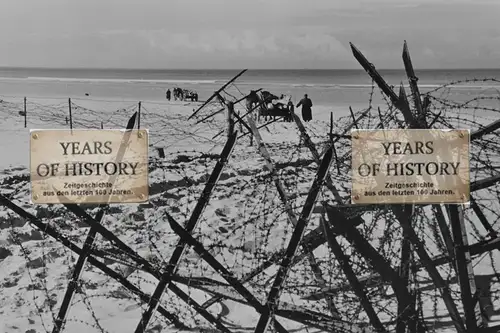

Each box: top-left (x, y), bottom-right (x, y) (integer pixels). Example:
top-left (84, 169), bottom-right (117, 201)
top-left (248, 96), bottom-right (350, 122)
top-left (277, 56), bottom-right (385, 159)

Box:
top-left (30, 129), bottom-right (149, 204)
top-left (351, 129), bottom-right (469, 204)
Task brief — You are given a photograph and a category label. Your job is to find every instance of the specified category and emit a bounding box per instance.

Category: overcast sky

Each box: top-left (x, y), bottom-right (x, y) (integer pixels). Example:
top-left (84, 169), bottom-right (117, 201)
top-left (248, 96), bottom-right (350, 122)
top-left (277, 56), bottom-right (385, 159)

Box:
top-left (0, 0), bottom-right (499, 69)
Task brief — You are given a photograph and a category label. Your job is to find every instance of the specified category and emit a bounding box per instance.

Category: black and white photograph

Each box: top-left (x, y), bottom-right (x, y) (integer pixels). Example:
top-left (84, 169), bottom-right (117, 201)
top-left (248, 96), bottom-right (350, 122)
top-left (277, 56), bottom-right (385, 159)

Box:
top-left (0, 0), bottom-right (500, 332)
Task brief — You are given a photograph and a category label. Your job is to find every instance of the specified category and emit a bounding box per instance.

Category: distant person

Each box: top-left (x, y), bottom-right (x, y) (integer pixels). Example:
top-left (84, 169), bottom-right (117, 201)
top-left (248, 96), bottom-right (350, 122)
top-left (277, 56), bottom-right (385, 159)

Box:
top-left (296, 94), bottom-right (313, 122)
top-left (286, 100), bottom-right (294, 122)
top-left (166, 89), bottom-right (171, 101)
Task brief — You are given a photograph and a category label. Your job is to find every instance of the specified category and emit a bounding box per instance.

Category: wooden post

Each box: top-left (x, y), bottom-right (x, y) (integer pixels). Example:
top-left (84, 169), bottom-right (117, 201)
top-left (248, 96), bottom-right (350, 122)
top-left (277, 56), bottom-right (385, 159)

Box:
top-left (470, 196), bottom-right (497, 237)
top-left (448, 205), bottom-right (485, 331)
top-left (226, 101), bottom-right (235, 137)
top-left (321, 214), bottom-right (386, 333)
top-left (349, 106), bottom-right (358, 129)
top-left (329, 112), bottom-right (334, 140)
top-left (330, 112), bottom-right (341, 174)
top-left (393, 205), bottom-right (419, 333)
top-left (23, 97), bottom-right (27, 128)
top-left (68, 98), bottom-right (73, 130)
top-left (101, 121), bottom-right (104, 129)
top-left (238, 111), bottom-right (243, 132)
top-left (138, 101), bottom-right (141, 129)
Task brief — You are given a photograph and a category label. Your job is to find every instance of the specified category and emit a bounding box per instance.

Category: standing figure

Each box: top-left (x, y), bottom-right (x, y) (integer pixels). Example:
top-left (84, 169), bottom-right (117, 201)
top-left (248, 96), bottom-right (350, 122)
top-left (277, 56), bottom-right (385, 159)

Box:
top-left (166, 89), bottom-right (171, 101)
top-left (296, 94), bottom-right (313, 122)
top-left (287, 101), bottom-right (294, 122)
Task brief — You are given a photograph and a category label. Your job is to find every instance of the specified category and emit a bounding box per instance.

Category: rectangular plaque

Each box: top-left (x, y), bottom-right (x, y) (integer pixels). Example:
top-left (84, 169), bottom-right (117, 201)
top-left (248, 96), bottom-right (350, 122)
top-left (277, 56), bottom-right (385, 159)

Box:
top-left (30, 129), bottom-right (149, 204)
top-left (351, 129), bottom-right (469, 204)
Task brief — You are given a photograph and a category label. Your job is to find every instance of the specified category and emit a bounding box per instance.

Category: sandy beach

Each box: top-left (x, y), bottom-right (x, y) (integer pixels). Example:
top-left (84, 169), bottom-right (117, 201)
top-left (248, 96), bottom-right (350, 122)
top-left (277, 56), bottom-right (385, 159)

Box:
top-left (1, 0), bottom-right (500, 330)
top-left (0, 82), bottom-right (498, 333)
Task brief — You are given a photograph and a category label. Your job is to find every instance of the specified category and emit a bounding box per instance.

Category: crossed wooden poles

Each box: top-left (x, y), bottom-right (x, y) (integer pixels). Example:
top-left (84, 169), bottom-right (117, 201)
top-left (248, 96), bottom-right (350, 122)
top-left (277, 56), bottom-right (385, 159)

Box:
top-left (0, 105), bottom-right (347, 333)
top-left (1, 41), bottom-right (500, 333)
top-left (178, 41), bottom-right (500, 333)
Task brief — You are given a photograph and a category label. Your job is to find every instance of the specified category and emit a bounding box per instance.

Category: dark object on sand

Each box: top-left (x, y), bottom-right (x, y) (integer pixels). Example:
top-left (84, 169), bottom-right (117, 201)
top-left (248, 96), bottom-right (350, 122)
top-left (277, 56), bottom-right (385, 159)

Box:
top-left (297, 94), bottom-right (313, 122)
top-left (85, 93), bottom-right (90, 96)
top-left (173, 87), bottom-right (198, 102)
top-left (246, 90), bottom-right (294, 122)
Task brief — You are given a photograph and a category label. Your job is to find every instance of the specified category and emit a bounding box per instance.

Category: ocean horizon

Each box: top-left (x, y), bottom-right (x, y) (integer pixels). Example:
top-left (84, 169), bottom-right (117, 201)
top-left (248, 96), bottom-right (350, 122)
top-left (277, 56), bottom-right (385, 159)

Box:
top-left (0, 67), bottom-right (499, 108)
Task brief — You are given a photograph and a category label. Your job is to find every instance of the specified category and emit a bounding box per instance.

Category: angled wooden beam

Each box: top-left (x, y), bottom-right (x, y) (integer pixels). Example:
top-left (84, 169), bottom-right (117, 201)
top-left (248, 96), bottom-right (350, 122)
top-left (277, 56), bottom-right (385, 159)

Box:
top-left (62, 202), bottom-right (233, 333)
top-left (189, 69), bottom-right (247, 120)
top-left (245, 115), bottom-right (340, 317)
top-left (326, 207), bottom-right (426, 332)
top-left (210, 112), bottom-right (340, 317)
top-left (195, 88), bottom-right (263, 125)
top-left (292, 113), bottom-right (344, 203)
top-left (253, 148), bottom-right (334, 333)
top-left (0, 195), bottom-right (189, 328)
top-left (471, 174), bottom-right (500, 192)
top-left (293, 109), bottom-right (421, 331)
top-left (470, 196), bottom-right (498, 238)
top-left (433, 205), bottom-right (457, 268)
top-left (350, 42), bottom-right (416, 127)
top-left (448, 205), bottom-right (485, 331)
top-left (392, 205), bottom-right (418, 333)
top-left (53, 112), bottom-right (137, 333)
top-left (133, 132), bottom-right (238, 333)
top-left (469, 237), bottom-right (500, 255)
top-left (191, 278), bottom-right (369, 332)
top-left (396, 212), bottom-right (466, 333)
top-left (321, 214), bottom-right (386, 332)
top-left (200, 203), bottom-right (371, 310)
top-left (167, 213), bottom-right (290, 333)
top-left (471, 119), bottom-right (500, 141)
top-left (303, 254), bottom-right (452, 300)
top-left (325, 207), bottom-right (412, 301)
top-left (402, 41), bottom-right (425, 120)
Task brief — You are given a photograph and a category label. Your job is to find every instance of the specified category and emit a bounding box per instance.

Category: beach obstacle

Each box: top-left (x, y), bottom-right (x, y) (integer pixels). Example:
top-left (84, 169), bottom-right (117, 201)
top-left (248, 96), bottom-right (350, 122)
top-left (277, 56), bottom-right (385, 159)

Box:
top-left (0, 42), bottom-right (499, 333)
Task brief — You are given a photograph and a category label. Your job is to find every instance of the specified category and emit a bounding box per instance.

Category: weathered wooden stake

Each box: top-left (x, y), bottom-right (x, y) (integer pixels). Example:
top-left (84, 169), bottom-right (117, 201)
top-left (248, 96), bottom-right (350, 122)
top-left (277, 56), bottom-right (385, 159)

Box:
top-left (246, 116), bottom-right (340, 318)
top-left (226, 101), bottom-right (235, 137)
top-left (448, 205), bottom-right (484, 331)
top-left (402, 40), bottom-right (424, 121)
top-left (23, 97), bottom-right (27, 128)
top-left (133, 133), bottom-right (238, 333)
top-left (138, 101), bottom-right (141, 129)
top-left (329, 112), bottom-right (341, 174)
top-left (433, 205), bottom-right (457, 273)
top-left (253, 148), bottom-right (334, 333)
top-left (321, 214), bottom-right (386, 333)
top-left (470, 196), bottom-right (498, 237)
top-left (349, 106), bottom-right (358, 129)
top-left (68, 98), bottom-right (73, 130)
top-left (393, 206), bottom-right (419, 333)
top-left (330, 111), bottom-right (334, 137)
top-left (100, 121), bottom-right (104, 129)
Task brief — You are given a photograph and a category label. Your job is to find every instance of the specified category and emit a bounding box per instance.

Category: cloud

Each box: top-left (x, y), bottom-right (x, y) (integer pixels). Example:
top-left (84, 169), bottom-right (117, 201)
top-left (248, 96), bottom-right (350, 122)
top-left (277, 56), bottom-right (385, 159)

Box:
top-left (0, 0), bottom-right (497, 68)
top-left (123, 26), bottom-right (352, 68)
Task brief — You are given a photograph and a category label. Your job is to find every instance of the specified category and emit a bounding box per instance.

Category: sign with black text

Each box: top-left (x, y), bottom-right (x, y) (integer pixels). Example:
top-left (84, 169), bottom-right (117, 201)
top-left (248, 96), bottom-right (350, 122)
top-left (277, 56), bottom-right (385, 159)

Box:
top-left (30, 129), bottom-right (149, 204)
top-left (351, 129), bottom-right (469, 204)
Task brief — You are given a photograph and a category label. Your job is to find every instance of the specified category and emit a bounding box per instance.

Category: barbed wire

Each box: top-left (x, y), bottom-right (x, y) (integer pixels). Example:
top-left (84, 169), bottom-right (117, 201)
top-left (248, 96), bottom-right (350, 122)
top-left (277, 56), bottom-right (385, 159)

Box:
top-left (0, 76), bottom-right (499, 333)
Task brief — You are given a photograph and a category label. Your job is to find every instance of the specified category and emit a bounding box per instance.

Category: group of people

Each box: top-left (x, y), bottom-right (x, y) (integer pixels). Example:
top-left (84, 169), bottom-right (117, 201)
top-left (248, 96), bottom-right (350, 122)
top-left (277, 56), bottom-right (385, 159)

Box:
top-left (166, 86), bottom-right (314, 122)
top-left (270, 93), bottom-right (314, 123)
top-left (165, 88), bottom-right (198, 102)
